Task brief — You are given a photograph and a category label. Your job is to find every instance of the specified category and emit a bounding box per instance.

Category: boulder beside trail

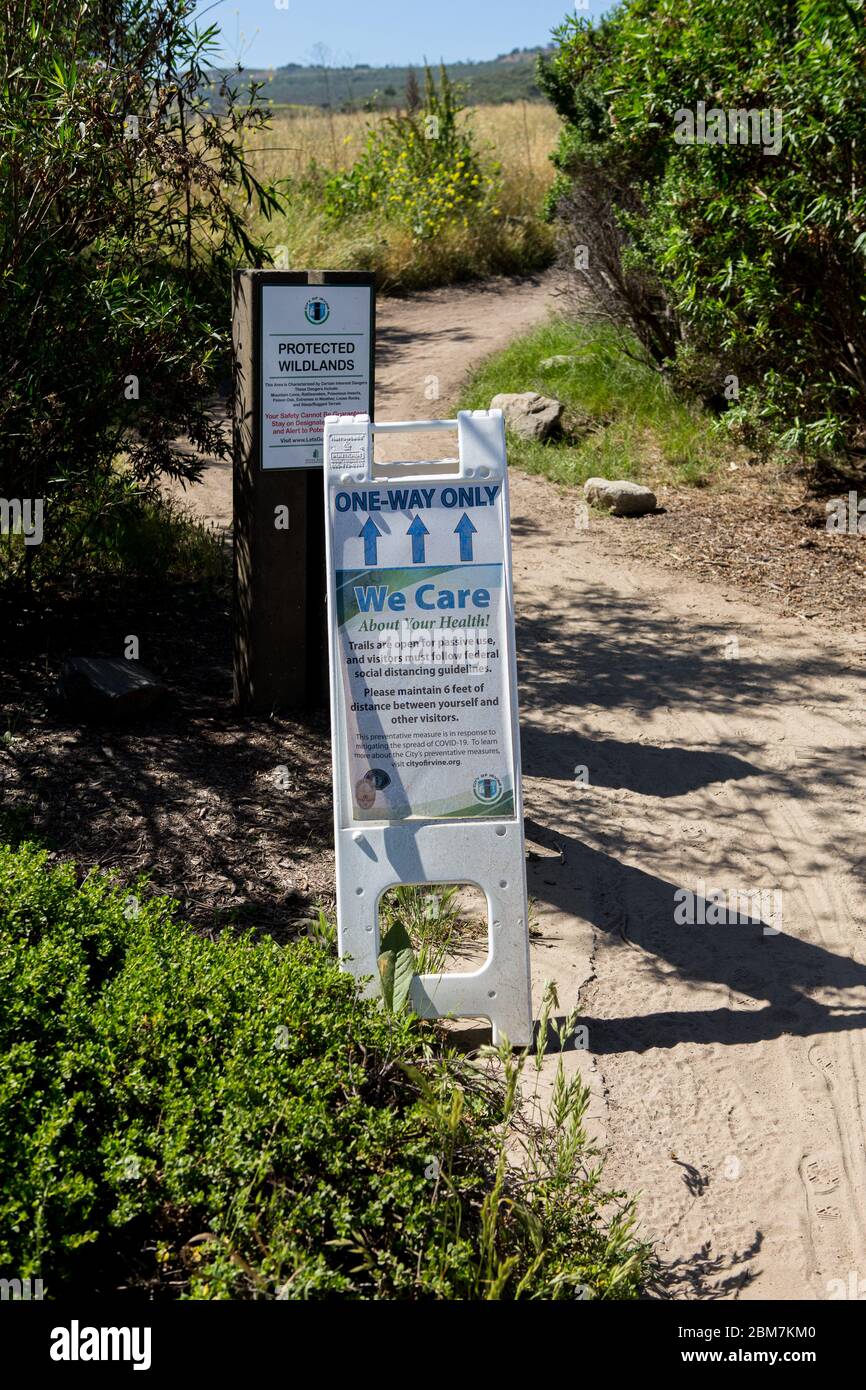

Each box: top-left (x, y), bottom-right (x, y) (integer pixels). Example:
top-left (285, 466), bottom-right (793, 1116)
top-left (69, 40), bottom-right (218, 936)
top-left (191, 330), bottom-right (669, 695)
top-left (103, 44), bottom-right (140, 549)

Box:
top-left (583, 477), bottom-right (657, 517)
top-left (490, 391), bottom-right (564, 442)
top-left (58, 657), bottom-right (167, 717)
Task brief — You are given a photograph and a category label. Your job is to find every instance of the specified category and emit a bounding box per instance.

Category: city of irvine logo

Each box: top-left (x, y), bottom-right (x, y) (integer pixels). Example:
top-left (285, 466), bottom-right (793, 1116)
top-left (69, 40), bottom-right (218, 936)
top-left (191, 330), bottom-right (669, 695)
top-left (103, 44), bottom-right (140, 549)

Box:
top-left (305, 296), bottom-right (330, 325)
top-left (49, 1321), bottom-right (152, 1372)
top-left (473, 774), bottom-right (503, 804)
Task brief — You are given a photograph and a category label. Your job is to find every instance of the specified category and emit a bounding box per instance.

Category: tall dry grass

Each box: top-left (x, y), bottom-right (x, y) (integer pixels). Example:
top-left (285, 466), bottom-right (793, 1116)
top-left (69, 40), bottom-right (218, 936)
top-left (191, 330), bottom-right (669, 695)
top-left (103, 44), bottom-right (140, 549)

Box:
top-left (240, 102), bottom-right (560, 292)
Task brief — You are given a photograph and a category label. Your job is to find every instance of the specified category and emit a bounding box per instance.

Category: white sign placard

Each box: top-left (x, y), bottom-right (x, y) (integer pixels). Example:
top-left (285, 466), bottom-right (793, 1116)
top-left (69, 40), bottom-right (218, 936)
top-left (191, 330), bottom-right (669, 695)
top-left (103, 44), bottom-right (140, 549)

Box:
top-left (260, 283), bottom-right (372, 470)
top-left (323, 411), bottom-right (533, 1045)
top-left (325, 413), bottom-right (522, 825)
top-left (332, 480), bottom-right (514, 820)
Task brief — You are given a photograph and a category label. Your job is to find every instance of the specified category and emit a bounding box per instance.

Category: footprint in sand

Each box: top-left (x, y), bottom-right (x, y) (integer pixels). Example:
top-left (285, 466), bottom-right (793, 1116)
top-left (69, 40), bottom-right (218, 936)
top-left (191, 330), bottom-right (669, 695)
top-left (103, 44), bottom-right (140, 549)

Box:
top-left (802, 1151), bottom-right (842, 1196)
top-left (815, 1204), bottom-right (841, 1221)
top-left (807, 1044), bottom-right (835, 1082)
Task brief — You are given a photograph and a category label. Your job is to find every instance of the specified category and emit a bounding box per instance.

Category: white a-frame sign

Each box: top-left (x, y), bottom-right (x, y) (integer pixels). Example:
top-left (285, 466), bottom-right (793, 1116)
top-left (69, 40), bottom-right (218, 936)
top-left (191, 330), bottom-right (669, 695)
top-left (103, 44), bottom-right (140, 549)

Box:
top-left (323, 410), bottom-right (532, 1045)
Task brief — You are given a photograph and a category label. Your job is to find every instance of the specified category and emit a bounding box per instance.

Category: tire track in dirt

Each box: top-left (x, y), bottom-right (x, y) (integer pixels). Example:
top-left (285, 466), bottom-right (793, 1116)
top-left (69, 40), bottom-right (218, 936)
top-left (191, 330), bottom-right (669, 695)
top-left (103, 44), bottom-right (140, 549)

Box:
top-left (511, 468), bottom-right (866, 1300)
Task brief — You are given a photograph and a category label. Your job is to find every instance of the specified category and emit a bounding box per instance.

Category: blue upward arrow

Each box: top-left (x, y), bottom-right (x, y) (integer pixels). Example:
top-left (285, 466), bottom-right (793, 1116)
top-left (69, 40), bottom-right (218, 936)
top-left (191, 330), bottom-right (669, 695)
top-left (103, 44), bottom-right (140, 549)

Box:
top-left (454, 512), bottom-right (477, 562)
top-left (359, 516), bottom-right (381, 566)
top-left (407, 515), bottom-right (429, 564)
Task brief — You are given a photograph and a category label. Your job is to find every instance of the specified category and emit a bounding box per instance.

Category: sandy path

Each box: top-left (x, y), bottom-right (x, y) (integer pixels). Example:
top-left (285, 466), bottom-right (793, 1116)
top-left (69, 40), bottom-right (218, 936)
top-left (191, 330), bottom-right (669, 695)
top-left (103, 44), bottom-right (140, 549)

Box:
top-left (512, 476), bottom-right (866, 1299)
top-left (176, 273), bottom-right (866, 1300)
top-left (375, 273), bottom-right (561, 424)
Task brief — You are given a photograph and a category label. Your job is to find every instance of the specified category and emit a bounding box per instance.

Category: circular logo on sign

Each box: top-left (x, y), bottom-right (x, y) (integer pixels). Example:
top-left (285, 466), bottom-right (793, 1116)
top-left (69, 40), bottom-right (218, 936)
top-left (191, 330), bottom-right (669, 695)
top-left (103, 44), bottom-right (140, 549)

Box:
top-left (473, 774), bottom-right (503, 805)
top-left (305, 296), bottom-right (330, 325)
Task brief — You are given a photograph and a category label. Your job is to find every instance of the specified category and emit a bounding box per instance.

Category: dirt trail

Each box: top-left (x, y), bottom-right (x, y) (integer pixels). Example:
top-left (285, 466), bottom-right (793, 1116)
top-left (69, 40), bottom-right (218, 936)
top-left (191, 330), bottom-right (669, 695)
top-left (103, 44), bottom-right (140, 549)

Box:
top-left (375, 273), bottom-right (561, 428)
top-left (514, 481), bottom-right (866, 1300)
top-left (178, 272), bottom-right (866, 1300)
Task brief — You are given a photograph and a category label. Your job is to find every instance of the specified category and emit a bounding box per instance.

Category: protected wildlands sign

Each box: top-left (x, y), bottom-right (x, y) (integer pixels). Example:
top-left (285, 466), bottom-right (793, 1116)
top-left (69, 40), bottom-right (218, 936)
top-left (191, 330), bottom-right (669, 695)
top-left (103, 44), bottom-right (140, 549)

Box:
top-left (260, 281), bottom-right (373, 470)
top-left (233, 270), bottom-right (375, 710)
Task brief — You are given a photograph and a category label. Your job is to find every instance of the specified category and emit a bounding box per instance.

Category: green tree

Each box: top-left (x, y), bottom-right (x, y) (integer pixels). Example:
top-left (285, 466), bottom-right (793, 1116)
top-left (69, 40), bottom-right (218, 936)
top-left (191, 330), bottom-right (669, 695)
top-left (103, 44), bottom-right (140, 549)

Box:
top-left (540, 0), bottom-right (866, 462)
top-left (405, 67), bottom-right (421, 113)
top-left (0, 0), bottom-right (279, 587)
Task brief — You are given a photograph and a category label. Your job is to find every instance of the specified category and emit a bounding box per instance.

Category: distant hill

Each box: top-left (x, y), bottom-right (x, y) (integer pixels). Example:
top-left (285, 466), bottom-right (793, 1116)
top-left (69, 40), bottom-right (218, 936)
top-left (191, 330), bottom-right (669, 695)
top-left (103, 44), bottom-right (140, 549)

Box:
top-left (238, 48), bottom-right (554, 111)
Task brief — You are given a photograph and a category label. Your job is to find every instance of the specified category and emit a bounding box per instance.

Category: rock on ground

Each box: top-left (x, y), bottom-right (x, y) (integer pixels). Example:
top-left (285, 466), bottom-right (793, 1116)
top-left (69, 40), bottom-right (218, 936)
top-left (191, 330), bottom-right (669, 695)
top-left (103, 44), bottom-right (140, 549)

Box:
top-left (491, 391), bottom-right (564, 441)
top-left (58, 657), bottom-right (167, 717)
top-left (584, 476), bottom-right (657, 516)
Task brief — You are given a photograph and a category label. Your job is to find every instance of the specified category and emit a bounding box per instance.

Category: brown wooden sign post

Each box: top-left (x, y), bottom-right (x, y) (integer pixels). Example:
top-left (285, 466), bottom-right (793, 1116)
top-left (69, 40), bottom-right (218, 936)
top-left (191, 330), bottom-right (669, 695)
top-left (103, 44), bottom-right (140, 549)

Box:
top-left (232, 269), bottom-right (375, 712)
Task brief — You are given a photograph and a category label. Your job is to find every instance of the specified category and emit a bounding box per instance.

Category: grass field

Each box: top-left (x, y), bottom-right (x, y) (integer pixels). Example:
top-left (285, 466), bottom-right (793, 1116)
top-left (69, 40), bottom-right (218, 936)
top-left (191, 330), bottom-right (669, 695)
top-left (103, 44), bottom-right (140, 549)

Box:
top-left (458, 320), bottom-right (741, 491)
top-left (242, 102), bottom-right (560, 291)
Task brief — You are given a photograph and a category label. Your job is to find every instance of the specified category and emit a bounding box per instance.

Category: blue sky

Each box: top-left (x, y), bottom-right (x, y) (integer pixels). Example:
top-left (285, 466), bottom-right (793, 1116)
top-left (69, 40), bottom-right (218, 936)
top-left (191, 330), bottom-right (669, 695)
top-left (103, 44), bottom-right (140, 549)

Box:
top-left (192, 0), bottom-right (610, 70)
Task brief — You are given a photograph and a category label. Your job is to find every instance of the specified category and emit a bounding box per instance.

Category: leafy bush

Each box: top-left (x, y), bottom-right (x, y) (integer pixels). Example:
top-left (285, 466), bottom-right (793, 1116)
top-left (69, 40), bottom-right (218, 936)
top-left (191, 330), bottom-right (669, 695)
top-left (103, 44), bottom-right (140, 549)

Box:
top-left (0, 0), bottom-right (277, 593)
top-left (540, 0), bottom-right (866, 463)
top-left (245, 102), bottom-right (558, 292)
top-left (1, 471), bottom-right (228, 595)
top-left (323, 67), bottom-right (501, 240)
top-left (0, 843), bottom-right (651, 1299)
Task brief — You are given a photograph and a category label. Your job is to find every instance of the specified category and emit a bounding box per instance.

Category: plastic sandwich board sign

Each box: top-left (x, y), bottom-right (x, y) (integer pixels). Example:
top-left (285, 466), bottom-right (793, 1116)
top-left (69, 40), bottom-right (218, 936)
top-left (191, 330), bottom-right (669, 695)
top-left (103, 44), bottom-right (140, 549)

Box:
top-left (260, 277), bottom-right (374, 470)
top-left (323, 411), bottom-right (532, 1045)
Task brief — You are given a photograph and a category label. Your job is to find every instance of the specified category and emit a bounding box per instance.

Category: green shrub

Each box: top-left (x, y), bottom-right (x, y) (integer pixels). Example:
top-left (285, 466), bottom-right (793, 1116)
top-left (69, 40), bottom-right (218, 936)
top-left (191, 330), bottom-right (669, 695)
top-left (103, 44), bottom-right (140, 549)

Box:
top-left (0, 843), bottom-right (651, 1299)
top-left (323, 66), bottom-right (501, 241)
top-left (0, 0), bottom-right (278, 594)
top-left (540, 0), bottom-right (866, 464)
